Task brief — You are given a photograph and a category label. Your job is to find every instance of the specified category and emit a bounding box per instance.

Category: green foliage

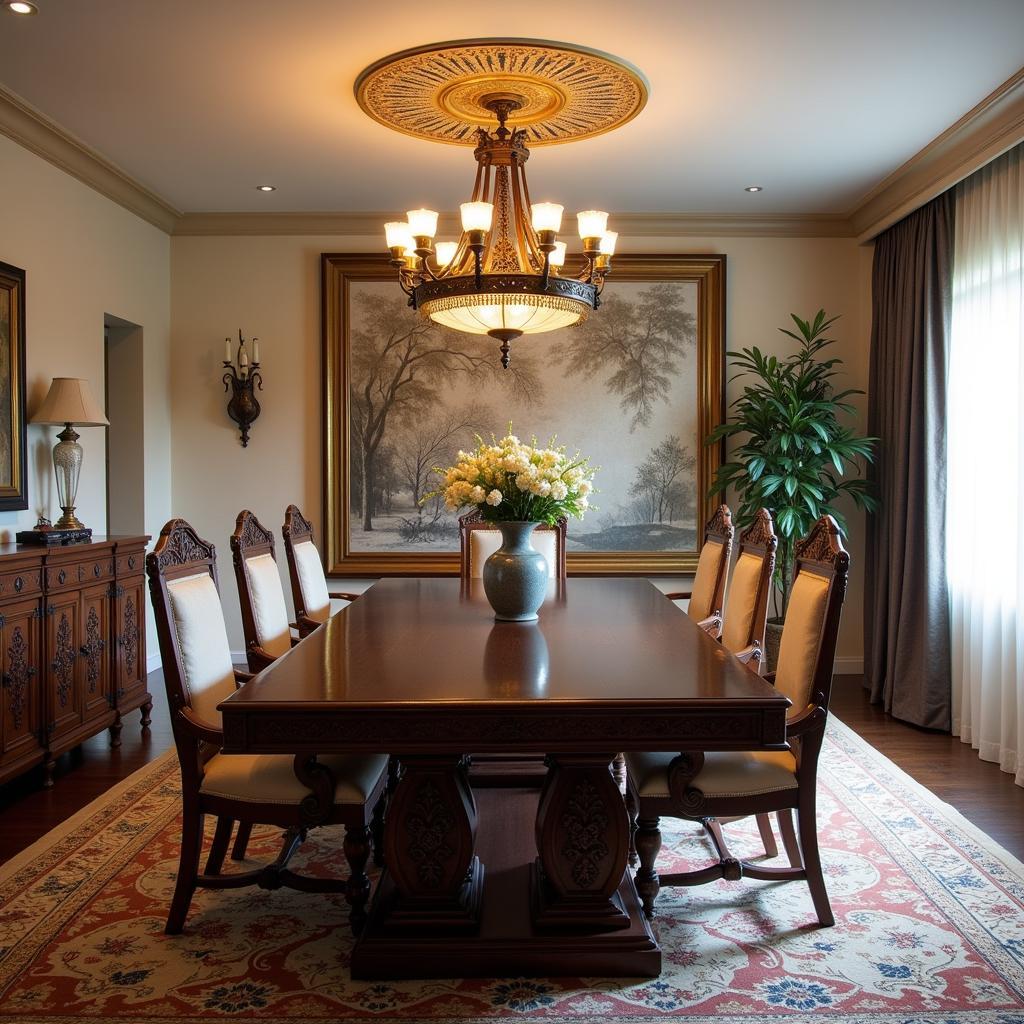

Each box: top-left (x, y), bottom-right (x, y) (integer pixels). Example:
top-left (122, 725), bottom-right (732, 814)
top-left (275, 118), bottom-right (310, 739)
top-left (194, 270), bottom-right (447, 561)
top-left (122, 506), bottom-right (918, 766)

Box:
top-left (708, 310), bottom-right (877, 616)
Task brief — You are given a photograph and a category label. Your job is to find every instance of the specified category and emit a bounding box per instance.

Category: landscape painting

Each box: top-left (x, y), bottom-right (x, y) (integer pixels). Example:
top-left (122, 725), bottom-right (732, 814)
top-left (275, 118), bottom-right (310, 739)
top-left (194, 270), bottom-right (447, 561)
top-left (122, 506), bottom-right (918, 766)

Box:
top-left (0, 262), bottom-right (27, 511)
top-left (323, 254), bottom-right (725, 575)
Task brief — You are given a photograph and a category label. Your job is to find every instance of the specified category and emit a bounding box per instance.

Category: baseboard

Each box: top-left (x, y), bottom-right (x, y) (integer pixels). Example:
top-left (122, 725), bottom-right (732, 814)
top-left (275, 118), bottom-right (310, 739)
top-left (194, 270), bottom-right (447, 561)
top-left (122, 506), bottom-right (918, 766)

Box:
top-left (833, 657), bottom-right (864, 676)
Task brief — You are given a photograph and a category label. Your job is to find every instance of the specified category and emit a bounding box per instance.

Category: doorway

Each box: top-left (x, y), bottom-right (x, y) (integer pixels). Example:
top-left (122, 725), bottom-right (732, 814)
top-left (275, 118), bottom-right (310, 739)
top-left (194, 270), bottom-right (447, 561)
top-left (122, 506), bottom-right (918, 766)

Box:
top-left (104, 314), bottom-right (144, 536)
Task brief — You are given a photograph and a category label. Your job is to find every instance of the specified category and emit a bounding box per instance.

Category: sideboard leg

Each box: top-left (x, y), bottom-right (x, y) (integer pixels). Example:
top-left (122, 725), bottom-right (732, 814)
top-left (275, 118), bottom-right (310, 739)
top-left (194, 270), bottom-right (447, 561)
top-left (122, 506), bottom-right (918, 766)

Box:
top-left (140, 700), bottom-right (153, 731)
top-left (109, 713), bottom-right (123, 748)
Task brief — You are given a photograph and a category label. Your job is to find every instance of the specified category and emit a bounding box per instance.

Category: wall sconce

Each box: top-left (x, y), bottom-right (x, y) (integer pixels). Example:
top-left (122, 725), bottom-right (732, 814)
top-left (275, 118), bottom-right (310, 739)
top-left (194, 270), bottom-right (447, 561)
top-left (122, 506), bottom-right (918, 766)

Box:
top-left (222, 329), bottom-right (262, 447)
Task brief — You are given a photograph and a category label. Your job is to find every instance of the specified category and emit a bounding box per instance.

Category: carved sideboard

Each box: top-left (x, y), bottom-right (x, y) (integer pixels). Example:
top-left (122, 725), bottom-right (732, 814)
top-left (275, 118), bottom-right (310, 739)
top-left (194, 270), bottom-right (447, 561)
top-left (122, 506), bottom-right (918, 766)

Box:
top-left (0, 535), bottom-right (150, 787)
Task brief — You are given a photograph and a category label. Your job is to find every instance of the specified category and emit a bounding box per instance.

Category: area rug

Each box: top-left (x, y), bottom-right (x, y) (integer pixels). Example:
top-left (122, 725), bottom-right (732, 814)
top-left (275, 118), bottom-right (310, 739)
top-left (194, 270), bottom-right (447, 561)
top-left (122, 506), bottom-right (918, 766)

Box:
top-left (1, 719), bottom-right (1023, 1023)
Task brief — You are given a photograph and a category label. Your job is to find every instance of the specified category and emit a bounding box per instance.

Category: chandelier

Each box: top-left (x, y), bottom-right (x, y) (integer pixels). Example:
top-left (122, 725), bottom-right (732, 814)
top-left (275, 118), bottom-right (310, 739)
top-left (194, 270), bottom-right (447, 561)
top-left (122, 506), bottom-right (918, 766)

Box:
top-left (357, 40), bottom-right (647, 369)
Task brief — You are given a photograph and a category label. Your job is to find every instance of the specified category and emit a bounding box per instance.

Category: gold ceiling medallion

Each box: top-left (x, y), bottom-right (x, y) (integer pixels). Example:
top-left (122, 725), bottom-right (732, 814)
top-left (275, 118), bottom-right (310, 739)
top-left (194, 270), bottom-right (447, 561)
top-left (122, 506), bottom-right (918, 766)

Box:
top-left (355, 38), bottom-right (648, 146)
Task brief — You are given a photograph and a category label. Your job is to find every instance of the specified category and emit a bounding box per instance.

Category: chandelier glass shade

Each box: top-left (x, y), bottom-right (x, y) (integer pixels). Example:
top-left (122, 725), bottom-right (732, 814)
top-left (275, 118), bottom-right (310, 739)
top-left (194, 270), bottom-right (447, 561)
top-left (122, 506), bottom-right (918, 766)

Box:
top-left (384, 94), bottom-right (616, 367)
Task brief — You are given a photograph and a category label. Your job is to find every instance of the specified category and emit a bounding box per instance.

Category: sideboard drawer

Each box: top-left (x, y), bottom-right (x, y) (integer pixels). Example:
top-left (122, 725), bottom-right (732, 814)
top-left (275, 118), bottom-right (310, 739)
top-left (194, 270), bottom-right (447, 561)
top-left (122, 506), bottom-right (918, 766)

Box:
top-left (46, 558), bottom-right (115, 592)
top-left (0, 567), bottom-right (42, 600)
top-left (116, 552), bottom-right (145, 577)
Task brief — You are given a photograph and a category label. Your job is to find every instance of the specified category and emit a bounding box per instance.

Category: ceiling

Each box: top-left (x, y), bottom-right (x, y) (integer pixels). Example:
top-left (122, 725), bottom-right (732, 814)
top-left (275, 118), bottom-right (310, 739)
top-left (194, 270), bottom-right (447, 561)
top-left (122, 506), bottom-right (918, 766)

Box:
top-left (0, 0), bottom-right (1022, 216)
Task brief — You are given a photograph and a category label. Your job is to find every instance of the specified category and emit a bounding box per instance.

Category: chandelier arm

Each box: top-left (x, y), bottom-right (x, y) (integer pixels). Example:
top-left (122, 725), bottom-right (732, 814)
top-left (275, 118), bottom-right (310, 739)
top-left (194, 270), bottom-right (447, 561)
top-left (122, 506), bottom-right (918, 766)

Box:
top-left (516, 159), bottom-right (547, 271)
top-left (509, 155), bottom-right (539, 274)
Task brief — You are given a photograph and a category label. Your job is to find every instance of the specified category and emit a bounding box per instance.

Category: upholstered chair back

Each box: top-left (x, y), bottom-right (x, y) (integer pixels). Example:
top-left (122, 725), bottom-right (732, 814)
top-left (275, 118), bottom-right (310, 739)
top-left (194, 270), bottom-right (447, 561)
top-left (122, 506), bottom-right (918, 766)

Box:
top-left (230, 510), bottom-right (291, 663)
top-left (720, 509), bottom-right (777, 657)
top-left (773, 516), bottom-right (850, 719)
top-left (147, 519), bottom-right (235, 736)
top-left (282, 504), bottom-right (331, 623)
top-left (687, 505), bottom-right (734, 622)
top-left (459, 509), bottom-right (567, 582)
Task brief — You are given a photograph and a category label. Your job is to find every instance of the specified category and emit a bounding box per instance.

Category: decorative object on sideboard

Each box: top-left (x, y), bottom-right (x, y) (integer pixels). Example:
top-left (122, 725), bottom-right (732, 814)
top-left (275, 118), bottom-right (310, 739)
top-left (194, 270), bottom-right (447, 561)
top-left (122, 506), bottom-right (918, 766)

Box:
top-left (30, 376), bottom-right (108, 538)
top-left (358, 40), bottom-right (647, 368)
top-left (0, 261), bottom-right (29, 512)
top-left (16, 514), bottom-right (91, 547)
top-left (221, 329), bottom-right (262, 447)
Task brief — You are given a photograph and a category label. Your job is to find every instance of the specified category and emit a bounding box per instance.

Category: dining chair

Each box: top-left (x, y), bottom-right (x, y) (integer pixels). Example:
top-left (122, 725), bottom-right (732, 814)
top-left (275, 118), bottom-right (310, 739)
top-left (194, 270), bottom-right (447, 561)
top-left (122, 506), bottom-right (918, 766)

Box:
top-left (460, 510), bottom-right (567, 786)
top-left (458, 508), bottom-right (567, 582)
top-left (146, 517), bottom-right (388, 935)
top-left (664, 504), bottom-right (734, 637)
top-left (230, 509), bottom-right (296, 673)
top-left (626, 514), bottom-right (849, 927)
top-left (282, 504), bottom-right (360, 637)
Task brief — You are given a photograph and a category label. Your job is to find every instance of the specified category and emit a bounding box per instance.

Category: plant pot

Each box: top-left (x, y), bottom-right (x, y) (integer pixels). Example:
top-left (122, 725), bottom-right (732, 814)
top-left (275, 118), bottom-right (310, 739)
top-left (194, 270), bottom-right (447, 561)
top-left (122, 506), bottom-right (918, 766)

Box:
top-left (481, 521), bottom-right (549, 622)
top-left (764, 618), bottom-right (784, 674)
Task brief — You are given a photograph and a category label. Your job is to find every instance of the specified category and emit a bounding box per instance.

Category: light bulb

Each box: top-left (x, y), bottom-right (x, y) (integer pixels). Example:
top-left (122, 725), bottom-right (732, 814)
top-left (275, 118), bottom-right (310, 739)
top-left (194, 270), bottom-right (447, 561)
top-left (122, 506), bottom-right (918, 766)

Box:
top-left (435, 241), bottom-right (457, 267)
top-left (577, 210), bottom-right (609, 239)
top-left (599, 231), bottom-right (618, 256)
top-left (384, 221), bottom-right (414, 250)
top-left (406, 208), bottom-right (438, 239)
top-left (460, 201), bottom-right (494, 232)
top-left (549, 241), bottom-right (567, 268)
top-left (531, 202), bottom-right (564, 233)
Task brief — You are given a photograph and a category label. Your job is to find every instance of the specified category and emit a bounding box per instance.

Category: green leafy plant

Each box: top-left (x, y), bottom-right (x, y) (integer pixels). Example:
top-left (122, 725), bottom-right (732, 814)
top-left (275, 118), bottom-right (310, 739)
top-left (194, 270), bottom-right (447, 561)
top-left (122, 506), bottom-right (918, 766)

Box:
top-left (708, 310), bottom-right (877, 618)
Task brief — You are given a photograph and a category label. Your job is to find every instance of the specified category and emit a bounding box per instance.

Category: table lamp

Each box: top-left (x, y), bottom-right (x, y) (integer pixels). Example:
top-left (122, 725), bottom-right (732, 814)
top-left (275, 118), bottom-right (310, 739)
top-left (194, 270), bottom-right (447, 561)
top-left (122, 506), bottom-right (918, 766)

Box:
top-left (31, 377), bottom-right (108, 532)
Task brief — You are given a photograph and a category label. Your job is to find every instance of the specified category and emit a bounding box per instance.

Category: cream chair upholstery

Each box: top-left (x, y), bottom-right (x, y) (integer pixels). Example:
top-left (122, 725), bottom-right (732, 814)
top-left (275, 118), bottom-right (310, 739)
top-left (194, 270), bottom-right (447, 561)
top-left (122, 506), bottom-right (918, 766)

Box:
top-left (720, 552), bottom-right (763, 654)
top-left (148, 517), bottom-right (388, 937)
top-left (282, 505), bottom-right (361, 638)
top-left (468, 529), bottom-right (559, 579)
top-left (627, 515), bottom-right (850, 930)
top-left (231, 509), bottom-right (298, 672)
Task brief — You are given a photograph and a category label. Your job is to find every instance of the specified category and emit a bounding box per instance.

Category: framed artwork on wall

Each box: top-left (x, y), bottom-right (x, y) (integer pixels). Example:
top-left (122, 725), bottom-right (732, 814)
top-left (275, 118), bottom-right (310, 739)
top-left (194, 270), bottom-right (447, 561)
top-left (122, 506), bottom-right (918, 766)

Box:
top-left (322, 252), bottom-right (726, 576)
top-left (0, 261), bottom-right (27, 512)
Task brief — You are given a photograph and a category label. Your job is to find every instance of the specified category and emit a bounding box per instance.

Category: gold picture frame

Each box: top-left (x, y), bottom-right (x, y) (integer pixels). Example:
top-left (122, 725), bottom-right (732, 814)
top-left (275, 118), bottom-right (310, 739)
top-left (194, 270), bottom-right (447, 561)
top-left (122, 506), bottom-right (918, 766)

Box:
top-left (322, 252), bottom-right (725, 576)
top-left (0, 262), bottom-right (27, 512)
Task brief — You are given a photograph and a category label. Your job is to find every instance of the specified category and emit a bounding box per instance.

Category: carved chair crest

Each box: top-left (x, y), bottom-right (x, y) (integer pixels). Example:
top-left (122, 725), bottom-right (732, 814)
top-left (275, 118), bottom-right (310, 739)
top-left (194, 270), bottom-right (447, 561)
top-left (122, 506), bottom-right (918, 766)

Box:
top-left (739, 507), bottom-right (778, 552)
top-left (151, 518), bottom-right (216, 572)
top-left (234, 509), bottom-right (276, 555)
top-left (704, 503), bottom-right (734, 545)
top-left (283, 504), bottom-right (315, 543)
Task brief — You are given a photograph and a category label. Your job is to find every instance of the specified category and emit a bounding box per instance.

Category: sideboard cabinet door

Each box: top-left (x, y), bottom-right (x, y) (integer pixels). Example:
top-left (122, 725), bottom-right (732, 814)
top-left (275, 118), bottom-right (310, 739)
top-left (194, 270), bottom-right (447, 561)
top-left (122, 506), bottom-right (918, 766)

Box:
top-left (80, 582), bottom-right (112, 725)
top-left (45, 594), bottom-right (83, 746)
top-left (114, 576), bottom-right (146, 710)
top-left (0, 598), bottom-right (43, 773)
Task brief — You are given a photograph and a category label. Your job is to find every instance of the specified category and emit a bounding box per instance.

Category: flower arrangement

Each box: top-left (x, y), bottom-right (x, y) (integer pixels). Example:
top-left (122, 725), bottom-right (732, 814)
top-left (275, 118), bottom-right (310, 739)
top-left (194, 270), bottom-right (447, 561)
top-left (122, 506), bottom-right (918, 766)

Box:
top-left (431, 432), bottom-right (596, 525)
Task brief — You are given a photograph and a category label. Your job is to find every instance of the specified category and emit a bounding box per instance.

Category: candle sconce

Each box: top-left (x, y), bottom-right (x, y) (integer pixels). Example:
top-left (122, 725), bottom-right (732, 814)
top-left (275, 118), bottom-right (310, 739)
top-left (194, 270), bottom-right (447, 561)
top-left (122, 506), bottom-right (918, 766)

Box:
top-left (222, 329), bottom-right (262, 447)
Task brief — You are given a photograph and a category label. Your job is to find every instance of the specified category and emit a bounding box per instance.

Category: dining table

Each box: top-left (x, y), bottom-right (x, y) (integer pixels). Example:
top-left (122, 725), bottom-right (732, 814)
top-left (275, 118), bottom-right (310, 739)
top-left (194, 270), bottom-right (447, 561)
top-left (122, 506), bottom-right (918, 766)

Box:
top-left (219, 577), bottom-right (791, 980)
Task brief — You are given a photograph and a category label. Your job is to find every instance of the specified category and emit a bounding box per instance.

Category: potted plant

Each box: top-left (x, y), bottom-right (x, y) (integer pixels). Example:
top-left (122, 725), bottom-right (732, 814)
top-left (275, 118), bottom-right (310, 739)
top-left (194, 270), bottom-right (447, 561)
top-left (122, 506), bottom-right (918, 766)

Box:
top-left (708, 310), bottom-right (876, 666)
top-left (431, 432), bottom-right (596, 621)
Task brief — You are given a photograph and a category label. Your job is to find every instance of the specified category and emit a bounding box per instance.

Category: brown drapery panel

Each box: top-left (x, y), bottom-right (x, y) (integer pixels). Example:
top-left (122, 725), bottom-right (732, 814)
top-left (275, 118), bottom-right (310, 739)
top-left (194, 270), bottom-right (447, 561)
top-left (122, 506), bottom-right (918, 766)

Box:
top-left (865, 191), bottom-right (953, 730)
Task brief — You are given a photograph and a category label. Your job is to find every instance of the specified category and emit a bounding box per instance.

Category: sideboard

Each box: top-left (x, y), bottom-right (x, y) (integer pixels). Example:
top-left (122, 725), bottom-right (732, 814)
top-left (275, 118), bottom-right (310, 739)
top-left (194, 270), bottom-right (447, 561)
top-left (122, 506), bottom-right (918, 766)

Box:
top-left (0, 535), bottom-right (150, 788)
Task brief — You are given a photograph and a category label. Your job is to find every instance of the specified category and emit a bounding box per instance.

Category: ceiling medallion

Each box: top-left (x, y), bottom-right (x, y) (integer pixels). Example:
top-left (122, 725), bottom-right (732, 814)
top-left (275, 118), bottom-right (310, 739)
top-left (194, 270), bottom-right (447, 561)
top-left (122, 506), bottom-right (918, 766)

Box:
top-left (355, 38), bottom-right (648, 147)
top-left (360, 40), bottom-right (647, 368)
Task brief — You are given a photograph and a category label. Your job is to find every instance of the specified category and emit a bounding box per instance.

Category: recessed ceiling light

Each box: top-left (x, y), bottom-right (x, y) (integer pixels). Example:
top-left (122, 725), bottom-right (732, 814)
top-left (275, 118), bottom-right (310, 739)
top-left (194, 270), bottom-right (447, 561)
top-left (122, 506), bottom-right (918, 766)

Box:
top-left (744, 185), bottom-right (764, 193)
top-left (256, 184), bottom-right (276, 192)
top-left (6, 1), bottom-right (38, 14)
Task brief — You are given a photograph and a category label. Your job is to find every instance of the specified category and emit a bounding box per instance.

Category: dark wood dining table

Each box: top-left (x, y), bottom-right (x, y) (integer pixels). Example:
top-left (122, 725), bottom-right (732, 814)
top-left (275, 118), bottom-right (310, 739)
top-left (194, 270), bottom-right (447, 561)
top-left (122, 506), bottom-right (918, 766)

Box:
top-left (219, 577), bottom-right (790, 979)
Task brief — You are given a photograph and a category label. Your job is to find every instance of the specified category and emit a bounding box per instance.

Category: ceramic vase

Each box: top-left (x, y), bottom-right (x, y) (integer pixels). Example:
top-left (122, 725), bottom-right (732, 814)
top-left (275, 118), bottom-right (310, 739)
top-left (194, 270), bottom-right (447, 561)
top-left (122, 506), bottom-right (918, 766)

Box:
top-left (481, 521), bottom-right (549, 621)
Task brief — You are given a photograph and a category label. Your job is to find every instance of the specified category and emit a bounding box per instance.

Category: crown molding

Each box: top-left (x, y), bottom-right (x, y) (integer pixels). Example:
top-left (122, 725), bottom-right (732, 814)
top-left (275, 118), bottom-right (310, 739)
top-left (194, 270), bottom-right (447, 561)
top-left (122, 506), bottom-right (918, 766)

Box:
top-left (0, 84), bottom-right (181, 234)
top-left (172, 210), bottom-right (854, 238)
top-left (850, 67), bottom-right (1024, 242)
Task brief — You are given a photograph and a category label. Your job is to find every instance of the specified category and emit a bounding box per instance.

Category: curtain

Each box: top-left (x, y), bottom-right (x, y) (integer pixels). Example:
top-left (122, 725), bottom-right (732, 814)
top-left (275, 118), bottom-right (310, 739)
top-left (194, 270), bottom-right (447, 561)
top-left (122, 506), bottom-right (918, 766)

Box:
top-left (948, 143), bottom-right (1024, 787)
top-left (865, 192), bottom-right (954, 729)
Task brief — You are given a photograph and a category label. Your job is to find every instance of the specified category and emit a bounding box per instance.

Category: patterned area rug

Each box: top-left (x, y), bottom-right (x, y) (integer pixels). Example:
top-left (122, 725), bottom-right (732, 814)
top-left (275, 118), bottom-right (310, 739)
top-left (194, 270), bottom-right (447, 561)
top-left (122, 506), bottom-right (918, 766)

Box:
top-left (1, 719), bottom-right (1023, 1023)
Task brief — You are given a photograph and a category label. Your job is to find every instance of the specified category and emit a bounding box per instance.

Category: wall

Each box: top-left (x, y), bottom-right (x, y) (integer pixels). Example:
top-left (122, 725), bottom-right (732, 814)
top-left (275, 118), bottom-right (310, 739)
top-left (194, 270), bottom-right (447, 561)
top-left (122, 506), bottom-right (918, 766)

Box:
top-left (171, 232), bottom-right (871, 669)
top-left (0, 134), bottom-right (172, 657)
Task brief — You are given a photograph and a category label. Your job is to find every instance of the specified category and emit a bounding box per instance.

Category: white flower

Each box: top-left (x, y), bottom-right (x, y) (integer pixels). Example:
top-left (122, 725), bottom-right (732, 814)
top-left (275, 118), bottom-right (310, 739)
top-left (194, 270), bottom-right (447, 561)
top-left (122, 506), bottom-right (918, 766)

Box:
top-left (550, 481), bottom-right (568, 501)
top-left (469, 486), bottom-right (486, 503)
top-left (486, 489), bottom-right (503, 506)
top-left (578, 480), bottom-right (592, 496)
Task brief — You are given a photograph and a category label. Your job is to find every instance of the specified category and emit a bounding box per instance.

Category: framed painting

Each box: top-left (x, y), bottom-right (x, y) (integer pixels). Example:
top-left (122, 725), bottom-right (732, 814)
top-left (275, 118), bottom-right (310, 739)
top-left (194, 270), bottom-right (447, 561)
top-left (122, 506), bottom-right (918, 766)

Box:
top-left (323, 252), bottom-right (725, 576)
top-left (0, 262), bottom-right (27, 512)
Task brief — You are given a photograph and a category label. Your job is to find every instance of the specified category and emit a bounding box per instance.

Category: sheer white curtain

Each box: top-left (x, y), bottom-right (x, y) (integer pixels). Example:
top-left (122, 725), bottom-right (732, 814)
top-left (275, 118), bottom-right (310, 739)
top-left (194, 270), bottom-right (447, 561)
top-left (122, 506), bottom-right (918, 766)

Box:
top-left (947, 144), bottom-right (1024, 786)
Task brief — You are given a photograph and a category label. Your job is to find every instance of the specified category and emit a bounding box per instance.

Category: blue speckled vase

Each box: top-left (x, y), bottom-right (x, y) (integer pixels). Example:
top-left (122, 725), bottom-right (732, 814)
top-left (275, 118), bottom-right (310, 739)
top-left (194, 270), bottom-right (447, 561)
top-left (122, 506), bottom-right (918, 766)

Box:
top-left (482, 521), bottom-right (549, 622)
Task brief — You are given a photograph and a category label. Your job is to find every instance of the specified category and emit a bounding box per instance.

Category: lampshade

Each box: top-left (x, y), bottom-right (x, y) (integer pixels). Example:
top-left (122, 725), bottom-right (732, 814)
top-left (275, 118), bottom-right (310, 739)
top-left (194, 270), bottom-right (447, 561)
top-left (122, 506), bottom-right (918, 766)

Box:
top-left (31, 378), bottom-right (108, 426)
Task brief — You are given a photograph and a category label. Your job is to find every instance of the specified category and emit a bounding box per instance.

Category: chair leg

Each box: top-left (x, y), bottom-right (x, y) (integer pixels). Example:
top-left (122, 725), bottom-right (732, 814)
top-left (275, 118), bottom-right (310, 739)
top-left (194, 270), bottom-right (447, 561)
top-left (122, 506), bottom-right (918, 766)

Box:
top-left (205, 816), bottom-right (234, 875)
top-left (230, 821), bottom-right (253, 862)
top-left (166, 810), bottom-right (204, 935)
top-left (777, 808), bottom-right (802, 868)
top-left (797, 798), bottom-right (834, 927)
top-left (625, 787), bottom-right (639, 869)
top-left (343, 824), bottom-right (372, 935)
top-left (634, 817), bottom-right (662, 920)
top-left (755, 813), bottom-right (779, 858)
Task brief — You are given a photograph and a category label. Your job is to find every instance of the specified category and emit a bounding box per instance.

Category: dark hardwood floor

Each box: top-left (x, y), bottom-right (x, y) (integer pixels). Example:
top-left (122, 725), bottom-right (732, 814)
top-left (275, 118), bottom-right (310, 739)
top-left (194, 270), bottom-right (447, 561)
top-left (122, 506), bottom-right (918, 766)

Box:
top-left (2, 673), bottom-right (1023, 865)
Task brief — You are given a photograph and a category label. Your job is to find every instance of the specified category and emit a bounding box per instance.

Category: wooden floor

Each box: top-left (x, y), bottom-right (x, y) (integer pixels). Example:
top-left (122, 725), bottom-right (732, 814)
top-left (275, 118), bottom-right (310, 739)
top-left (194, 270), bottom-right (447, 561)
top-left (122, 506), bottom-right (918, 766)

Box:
top-left (2, 674), bottom-right (1023, 865)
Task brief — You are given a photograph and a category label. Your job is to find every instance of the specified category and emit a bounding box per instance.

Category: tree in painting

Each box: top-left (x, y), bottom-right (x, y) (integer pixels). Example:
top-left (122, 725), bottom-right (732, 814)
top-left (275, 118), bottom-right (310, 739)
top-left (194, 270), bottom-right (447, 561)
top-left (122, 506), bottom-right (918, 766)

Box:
top-left (349, 293), bottom-right (539, 535)
top-left (550, 283), bottom-right (695, 431)
top-left (628, 435), bottom-right (697, 525)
